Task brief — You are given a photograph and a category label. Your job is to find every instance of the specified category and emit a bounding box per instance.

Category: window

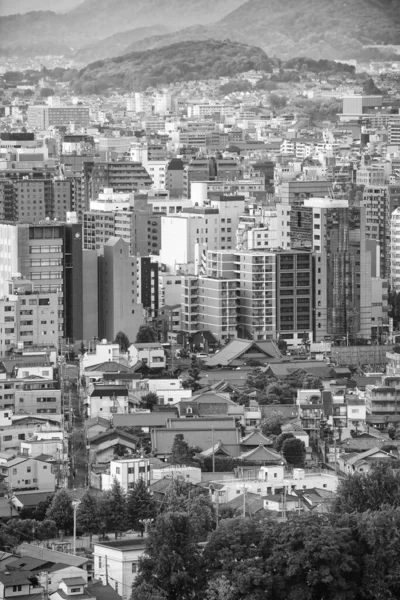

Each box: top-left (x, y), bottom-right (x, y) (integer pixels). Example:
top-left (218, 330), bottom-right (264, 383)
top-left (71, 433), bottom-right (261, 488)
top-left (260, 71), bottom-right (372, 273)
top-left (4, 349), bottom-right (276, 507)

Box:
top-left (12, 468), bottom-right (17, 475)
top-left (116, 467), bottom-right (120, 474)
top-left (3, 435), bottom-right (12, 441)
top-left (27, 467), bottom-right (31, 473)
top-left (71, 588), bottom-right (81, 593)
top-left (13, 586), bottom-right (22, 592)
top-left (98, 557), bottom-right (102, 569)
top-left (132, 562), bottom-right (137, 573)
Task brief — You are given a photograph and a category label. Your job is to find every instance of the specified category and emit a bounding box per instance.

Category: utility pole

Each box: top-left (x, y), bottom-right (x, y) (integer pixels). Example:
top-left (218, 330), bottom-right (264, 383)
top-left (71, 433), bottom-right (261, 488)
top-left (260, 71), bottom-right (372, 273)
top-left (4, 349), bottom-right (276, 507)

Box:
top-left (211, 428), bottom-right (215, 473)
top-left (40, 572), bottom-right (49, 600)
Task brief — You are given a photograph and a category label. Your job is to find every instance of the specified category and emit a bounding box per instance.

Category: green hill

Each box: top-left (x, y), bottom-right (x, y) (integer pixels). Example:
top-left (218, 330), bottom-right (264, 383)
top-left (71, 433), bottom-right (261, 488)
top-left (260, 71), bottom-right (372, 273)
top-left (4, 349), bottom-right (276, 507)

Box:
top-left (71, 40), bottom-right (273, 94)
top-left (122, 0), bottom-right (400, 61)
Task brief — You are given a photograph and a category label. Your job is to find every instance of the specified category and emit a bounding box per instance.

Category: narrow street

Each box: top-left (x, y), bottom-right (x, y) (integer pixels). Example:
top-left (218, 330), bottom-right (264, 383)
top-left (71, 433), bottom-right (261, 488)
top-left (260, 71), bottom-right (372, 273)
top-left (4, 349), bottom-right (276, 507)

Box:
top-left (62, 364), bottom-right (87, 489)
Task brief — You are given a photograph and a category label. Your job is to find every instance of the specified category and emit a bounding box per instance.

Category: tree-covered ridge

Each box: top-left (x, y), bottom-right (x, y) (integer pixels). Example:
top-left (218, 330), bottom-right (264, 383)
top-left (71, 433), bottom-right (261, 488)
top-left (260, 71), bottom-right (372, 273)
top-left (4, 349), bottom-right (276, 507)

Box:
top-left (72, 40), bottom-right (270, 94)
top-left (71, 40), bottom-right (356, 95)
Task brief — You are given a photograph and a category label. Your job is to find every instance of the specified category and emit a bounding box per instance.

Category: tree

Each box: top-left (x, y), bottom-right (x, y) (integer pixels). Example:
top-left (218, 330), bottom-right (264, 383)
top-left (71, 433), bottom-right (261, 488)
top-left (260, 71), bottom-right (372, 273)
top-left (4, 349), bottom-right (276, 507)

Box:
top-left (356, 508), bottom-right (400, 600)
top-left (141, 392), bottom-right (158, 411)
top-left (40, 87), bottom-right (55, 97)
top-left (183, 356), bottom-right (202, 392)
top-left (260, 410), bottom-right (285, 436)
top-left (97, 491), bottom-right (114, 539)
top-left (46, 489), bottom-right (73, 535)
top-left (133, 511), bottom-right (204, 600)
top-left (136, 325), bottom-right (158, 343)
top-left (80, 341), bottom-right (86, 355)
top-left (127, 479), bottom-right (156, 533)
top-left (169, 434), bottom-right (197, 466)
top-left (333, 462), bottom-right (400, 513)
top-left (259, 514), bottom-right (361, 600)
top-left (274, 432), bottom-right (295, 453)
top-left (282, 438), bottom-right (305, 467)
top-left (131, 583), bottom-right (167, 600)
top-left (76, 491), bottom-right (100, 542)
top-left (277, 338), bottom-right (287, 354)
top-left (108, 479), bottom-right (128, 538)
top-left (114, 330), bottom-right (130, 353)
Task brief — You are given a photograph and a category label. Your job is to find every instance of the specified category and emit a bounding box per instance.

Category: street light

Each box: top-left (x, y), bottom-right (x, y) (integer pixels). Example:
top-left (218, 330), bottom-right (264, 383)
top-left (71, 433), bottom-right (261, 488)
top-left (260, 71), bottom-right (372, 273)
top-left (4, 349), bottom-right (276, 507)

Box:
top-left (72, 500), bottom-right (80, 555)
top-left (138, 518), bottom-right (154, 537)
top-left (236, 483), bottom-right (250, 518)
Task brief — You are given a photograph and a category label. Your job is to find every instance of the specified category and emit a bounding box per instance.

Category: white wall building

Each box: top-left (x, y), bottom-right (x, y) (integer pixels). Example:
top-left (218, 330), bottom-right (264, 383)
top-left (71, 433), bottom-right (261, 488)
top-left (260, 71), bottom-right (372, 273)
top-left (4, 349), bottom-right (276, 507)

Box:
top-left (93, 539), bottom-right (146, 599)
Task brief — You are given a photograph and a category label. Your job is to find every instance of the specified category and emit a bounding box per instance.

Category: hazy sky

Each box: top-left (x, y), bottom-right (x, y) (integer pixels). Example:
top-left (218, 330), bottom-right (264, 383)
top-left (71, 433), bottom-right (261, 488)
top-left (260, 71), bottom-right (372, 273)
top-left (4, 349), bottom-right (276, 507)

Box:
top-left (0, 0), bottom-right (84, 15)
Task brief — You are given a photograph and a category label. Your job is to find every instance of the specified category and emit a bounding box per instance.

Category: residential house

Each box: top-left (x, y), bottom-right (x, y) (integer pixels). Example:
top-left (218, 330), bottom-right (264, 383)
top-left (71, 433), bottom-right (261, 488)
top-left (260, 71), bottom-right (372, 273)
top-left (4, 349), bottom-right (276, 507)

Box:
top-left (88, 429), bottom-right (139, 465)
top-left (86, 384), bottom-right (130, 420)
top-left (296, 488), bottom-right (336, 513)
top-left (128, 342), bottom-right (166, 370)
top-left (49, 578), bottom-right (94, 600)
top-left (2, 455), bottom-right (56, 492)
top-left (81, 361), bottom-right (142, 391)
top-left (207, 465), bottom-right (339, 505)
top-left (93, 539), bottom-right (147, 597)
top-left (263, 493), bottom-right (301, 512)
top-left (79, 342), bottom-right (125, 377)
top-left (0, 572), bottom-right (42, 599)
top-left (85, 417), bottom-right (111, 441)
top-left (6, 558), bottom-right (88, 593)
top-left (338, 446), bottom-right (396, 475)
top-left (100, 457), bottom-right (157, 491)
top-left (17, 544), bottom-right (92, 581)
top-left (178, 391), bottom-right (240, 418)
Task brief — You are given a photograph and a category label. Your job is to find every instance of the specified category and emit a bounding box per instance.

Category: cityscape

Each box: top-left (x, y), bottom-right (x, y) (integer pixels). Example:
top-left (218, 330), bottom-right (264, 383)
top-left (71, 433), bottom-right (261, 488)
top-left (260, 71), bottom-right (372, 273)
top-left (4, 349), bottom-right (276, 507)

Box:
top-left (0, 0), bottom-right (400, 599)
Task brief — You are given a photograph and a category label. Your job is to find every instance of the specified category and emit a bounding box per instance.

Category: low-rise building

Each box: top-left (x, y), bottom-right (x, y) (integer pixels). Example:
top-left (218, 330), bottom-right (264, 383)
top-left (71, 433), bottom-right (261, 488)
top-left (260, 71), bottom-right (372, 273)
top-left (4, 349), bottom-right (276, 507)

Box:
top-left (93, 539), bottom-right (147, 597)
top-left (128, 343), bottom-right (166, 370)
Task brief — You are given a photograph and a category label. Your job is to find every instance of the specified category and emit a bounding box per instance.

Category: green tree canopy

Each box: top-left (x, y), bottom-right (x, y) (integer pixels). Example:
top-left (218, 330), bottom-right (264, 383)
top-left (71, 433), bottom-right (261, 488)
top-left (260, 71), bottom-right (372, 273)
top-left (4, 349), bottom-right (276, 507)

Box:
top-left (108, 479), bottom-right (128, 537)
top-left (260, 410), bottom-right (286, 436)
top-left (141, 391), bottom-right (158, 411)
top-left (333, 462), bottom-right (400, 513)
top-left (46, 489), bottom-right (73, 533)
top-left (76, 491), bottom-right (100, 541)
top-left (135, 325), bottom-right (158, 343)
top-left (169, 434), bottom-right (197, 467)
top-left (282, 437), bottom-right (305, 467)
top-left (127, 479), bottom-right (156, 532)
top-left (114, 330), bottom-right (130, 353)
top-left (133, 511), bottom-right (204, 600)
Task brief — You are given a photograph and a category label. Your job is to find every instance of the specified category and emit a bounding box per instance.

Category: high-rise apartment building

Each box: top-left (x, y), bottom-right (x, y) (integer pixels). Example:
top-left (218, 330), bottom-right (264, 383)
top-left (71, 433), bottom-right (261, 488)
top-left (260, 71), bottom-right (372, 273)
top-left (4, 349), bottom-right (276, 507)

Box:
top-left (98, 238), bottom-right (144, 342)
top-left (89, 161), bottom-right (152, 200)
top-left (291, 198), bottom-right (372, 342)
top-left (184, 249), bottom-right (314, 344)
top-left (362, 185), bottom-right (400, 278)
top-left (0, 276), bottom-right (60, 353)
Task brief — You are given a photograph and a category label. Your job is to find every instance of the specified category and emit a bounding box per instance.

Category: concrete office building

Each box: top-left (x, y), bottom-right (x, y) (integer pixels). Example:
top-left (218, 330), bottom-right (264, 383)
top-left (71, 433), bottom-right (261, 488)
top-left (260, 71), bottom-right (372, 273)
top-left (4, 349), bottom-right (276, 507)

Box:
top-left (14, 222), bottom-right (94, 343)
top-left (279, 179), bottom-right (332, 206)
top-left (27, 105), bottom-right (90, 129)
top-left (98, 238), bottom-right (144, 342)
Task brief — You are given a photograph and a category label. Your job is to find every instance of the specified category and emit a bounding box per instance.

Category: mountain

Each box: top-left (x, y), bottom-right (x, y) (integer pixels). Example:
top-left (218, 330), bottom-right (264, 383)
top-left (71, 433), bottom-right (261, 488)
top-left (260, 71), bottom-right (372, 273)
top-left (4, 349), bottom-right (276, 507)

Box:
top-left (72, 25), bottom-right (171, 65)
top-left (0, 0), bottom-right (245, 57)
top-left (71, 40), bottom-right (272, 94)
top-left (0, 0), bottom-right (83, 16)
top-left (121, 0), bottom-right (400, 61)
